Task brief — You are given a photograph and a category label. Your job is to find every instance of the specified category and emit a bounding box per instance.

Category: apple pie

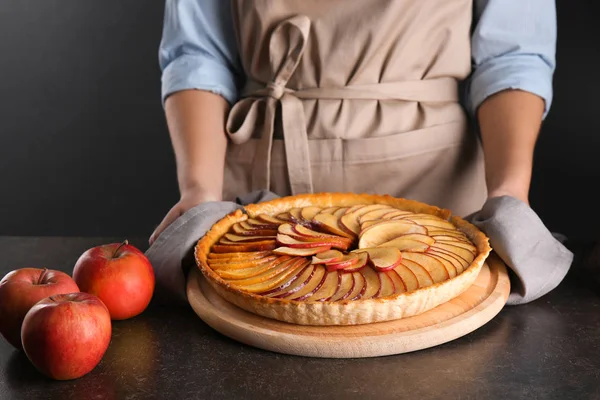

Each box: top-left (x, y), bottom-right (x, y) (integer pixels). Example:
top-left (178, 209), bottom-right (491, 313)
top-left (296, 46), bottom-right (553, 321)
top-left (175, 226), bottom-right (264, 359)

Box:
top-left (195, 193), bottom-right (491, 325)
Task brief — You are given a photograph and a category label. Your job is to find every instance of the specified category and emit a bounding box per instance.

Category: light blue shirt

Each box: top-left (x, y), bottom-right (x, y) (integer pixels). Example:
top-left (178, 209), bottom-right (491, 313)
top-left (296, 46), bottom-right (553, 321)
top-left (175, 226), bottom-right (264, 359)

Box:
top-left (158, 0), bottom-right (556, 118)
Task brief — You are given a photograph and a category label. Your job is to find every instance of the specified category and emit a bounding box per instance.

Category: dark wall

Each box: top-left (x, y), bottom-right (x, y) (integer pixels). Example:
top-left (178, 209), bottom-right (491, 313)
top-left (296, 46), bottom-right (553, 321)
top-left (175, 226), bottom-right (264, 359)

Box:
top-left (0, 1), bottom-right (598, 242)
top-left (0, 1), bottom-right (178, 238)
top-left (529, 0), bottom-right (600, 242)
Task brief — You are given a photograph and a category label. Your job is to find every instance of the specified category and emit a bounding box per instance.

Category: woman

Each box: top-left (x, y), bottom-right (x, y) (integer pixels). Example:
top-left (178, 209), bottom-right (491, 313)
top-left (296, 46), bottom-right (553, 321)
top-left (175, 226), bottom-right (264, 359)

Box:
top-left (147, 0), bottom-right (572, 305)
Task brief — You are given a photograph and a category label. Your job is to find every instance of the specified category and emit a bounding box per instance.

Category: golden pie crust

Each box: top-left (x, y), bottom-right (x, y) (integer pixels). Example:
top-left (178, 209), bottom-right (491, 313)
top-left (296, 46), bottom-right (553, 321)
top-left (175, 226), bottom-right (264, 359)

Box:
top-left (195, 193), bottom-right (491, 326)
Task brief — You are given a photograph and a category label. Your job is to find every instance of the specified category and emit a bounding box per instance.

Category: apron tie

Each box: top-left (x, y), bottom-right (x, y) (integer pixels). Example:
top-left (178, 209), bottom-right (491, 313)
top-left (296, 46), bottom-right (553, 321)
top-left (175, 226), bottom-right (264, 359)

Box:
top-left (226, 14), bottom-right (460, 195)
top-left (226, 14), bottom-right (313, 195)
top-left (265, 82), bottom-right (287, 100)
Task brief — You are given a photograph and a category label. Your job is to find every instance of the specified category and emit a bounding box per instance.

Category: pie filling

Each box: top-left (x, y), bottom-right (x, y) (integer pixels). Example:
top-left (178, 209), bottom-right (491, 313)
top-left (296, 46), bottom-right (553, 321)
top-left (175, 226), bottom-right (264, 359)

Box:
top-left (204, 203), bottom-right (479, 302)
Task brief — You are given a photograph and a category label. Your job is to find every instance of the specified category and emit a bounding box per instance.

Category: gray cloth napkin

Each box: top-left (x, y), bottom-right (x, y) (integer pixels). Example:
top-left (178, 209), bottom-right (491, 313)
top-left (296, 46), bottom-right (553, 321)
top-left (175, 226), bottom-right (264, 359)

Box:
top-left (146, 191), bottom-right (573, 306)
top-left (145, 190), bottom-right (278, 305)
top-left (467, 196), bottom-right (573, 305)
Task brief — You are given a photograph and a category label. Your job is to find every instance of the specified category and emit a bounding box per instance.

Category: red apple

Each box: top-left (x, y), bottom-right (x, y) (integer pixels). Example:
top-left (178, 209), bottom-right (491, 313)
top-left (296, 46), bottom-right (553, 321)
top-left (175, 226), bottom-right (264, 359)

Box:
top-left (72, 240), bottom-right (155, 320)
top-left (0, 268), bottom-right (80, 350)
top-left (21, 292), bottom-right (111, 380)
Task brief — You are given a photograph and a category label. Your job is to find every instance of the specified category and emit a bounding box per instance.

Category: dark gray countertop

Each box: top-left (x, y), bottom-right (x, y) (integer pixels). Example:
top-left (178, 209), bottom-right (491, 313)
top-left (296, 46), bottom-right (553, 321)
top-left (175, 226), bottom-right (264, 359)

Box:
top-left (1, 236), bottom-right (599, 400)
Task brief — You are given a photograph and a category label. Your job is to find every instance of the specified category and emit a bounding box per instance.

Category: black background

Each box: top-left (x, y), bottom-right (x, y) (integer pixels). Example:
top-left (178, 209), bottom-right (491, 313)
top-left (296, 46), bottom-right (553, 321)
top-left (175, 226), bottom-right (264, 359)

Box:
top-left (0, 1), bottom-right (598, 242)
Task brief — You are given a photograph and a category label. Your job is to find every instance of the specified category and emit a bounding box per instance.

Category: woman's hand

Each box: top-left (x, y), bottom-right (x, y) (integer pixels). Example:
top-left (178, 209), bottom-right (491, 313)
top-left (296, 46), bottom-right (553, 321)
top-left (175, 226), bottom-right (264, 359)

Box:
top-left (149, 186), bottom-right (221, 245)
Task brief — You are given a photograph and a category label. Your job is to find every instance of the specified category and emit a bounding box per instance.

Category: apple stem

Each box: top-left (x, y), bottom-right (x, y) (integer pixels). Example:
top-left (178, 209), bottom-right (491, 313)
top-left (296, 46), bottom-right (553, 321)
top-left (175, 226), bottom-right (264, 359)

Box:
top-left (37, 268), bottom-right (49, 285)
top-left (112, 240), bottom-right (129, 258)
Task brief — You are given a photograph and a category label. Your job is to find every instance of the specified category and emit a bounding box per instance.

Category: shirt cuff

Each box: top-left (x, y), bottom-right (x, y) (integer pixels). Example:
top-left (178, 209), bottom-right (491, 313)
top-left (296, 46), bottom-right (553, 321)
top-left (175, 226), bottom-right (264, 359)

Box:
top-left (467, 54), bottom-right (554, 119)
top-left (161, 53), bottom-right (239, 107)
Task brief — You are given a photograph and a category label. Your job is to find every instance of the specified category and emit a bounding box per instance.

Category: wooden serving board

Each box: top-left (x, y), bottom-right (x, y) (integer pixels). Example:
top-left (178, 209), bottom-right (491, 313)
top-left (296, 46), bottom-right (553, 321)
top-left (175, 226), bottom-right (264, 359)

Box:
top-left (187, 253), bottom-right (510, 358)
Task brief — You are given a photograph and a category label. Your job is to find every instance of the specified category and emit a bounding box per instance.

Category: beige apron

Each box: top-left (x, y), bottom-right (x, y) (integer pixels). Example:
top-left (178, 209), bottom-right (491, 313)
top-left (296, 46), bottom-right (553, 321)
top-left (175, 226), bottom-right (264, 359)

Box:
top-left (223, 0), bottom-right (487, 217)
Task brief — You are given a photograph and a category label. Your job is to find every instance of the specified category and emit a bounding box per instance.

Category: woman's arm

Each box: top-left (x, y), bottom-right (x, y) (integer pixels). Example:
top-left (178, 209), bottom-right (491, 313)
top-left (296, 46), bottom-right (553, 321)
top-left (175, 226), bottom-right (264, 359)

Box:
top-left (149, 90), bottom-right (229, 244)
top-left (151, 0), bottom-right (241, 244)
top-left (469, 0), bottom-right (556, 205)
top-left (477, 90), bottom-right (545, 205)
top-left (165, 90), bottom-right (229, 200)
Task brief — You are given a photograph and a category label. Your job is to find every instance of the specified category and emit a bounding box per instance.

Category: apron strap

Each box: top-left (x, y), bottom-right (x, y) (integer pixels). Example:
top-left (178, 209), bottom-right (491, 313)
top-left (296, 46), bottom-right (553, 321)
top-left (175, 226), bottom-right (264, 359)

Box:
top-left (226, 14), bottom-right (460, 196)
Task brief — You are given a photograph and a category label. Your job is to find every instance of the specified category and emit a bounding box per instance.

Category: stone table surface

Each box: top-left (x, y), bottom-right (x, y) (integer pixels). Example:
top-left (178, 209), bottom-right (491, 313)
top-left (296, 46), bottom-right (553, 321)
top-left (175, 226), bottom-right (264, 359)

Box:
top-left (0, 236), bottom-right (599, 400)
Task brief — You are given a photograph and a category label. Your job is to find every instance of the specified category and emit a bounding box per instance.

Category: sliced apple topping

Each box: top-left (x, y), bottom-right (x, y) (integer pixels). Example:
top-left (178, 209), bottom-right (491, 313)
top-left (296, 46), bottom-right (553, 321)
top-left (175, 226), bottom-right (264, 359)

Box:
top-left (401, 252), bottom-right (448, 283)
top-left (381, 210), bottom-right (411, 219)
top-left (359, 265), bottom-right (380, 299)
top-left (347, 272), bottom-right (367, 300)
top-left (393, 264), bottom-right (419, 292)
top-left (276, 234), bottom-right (335, 248)
top-left (341, 252), bottom-right (369, 272)
top-left (223, 233), bottom-right (277, 242)
top-left (427, 248), bottom-right (469, 273)
top-left (387, 270), bottom-right (406, 294)
top-left (215, 257), bottom-right (285, 280)
top-left (300, 206), bottom-right (323, 221)
top-left (231, 223), bottom-right (278, 236)
top-left (207, 203), bottom-right (481, 300)
top-left (218, 238), bottom-right (278, 246)
top-left (395, 214), bottom-right (456, 230)
top-left (305, 271), bottom-right (340, 301)
top-left (292, 224), bottom-right (339, 239)
top-left (212, 241), bottom-right (277, 253)
top-left (208, 250), bottom-right (272, 260)
top-left (287, 266), bottom-right (327, 301)
top-left (323, 253), bottom-right (360, 272)
top-left (376, 233), bottom-right (434, 252)
top-left (311, 250), bottom-right (368, 273)
top-left (429, 233), bottom-right (469, 243)
top-left (275, 212), bottom-right (293, 222)
top-left (230, 257), bottom-right (303, 288)
top-left (312, 213), bottom-right (355, 239)
top-left (264, 264), bottom-right (315, 297)
top-left (256, 214), bottom-right (287, 225)
top-left (328, 272), bottom-right (355, 301)
top-left (276, 223), bottom-right (353, 250)
top-left (401, 260), bottom-right (434, 288)
top-left (352, 247), bottom-right (402, 271)
top-left (239, 221), bottom-right (257, 231)
top-left (358, 220), bottom-right (427, 248)
top-left (288, 208), bottom-right (306, 225)
top-left (375, 272), bottom-right (395, 298)
top-left (433, 239), bottom-right (477, 254)
top-left (311, 250), bottom-right (345, 264)
top-left (430, 242), bottom-right (475, 263)
top-left (319, 206), bottom-right (340, 215)
top-left (239, 259), bottom-right (309, 293)
top-left (273, 246), bottom-right (332, 257)
top-left (339, 204), bottom-right (392, 236)
top-left (358, 207), bottom-right (397, 223)
top-left (426, 252), bottom-right (457, 278)
top-left (360, 220), bottom-right (379, 229)
top-left (208, 255), bottom-right (280, 271)
top-left (276, 233), bottom-right (351, 251)
top-left (234, 229), bottom-right (279, 237)
top-left (246, 218), bottom-right (279, 230)
top-left (277, 223), bottom-right (304, 239)
top-left (332, 207), bottom-right (350, 218)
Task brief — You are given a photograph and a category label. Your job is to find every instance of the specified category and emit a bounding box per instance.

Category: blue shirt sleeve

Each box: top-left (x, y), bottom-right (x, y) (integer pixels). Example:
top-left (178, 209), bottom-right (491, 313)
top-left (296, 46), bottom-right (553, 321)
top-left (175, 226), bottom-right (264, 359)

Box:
top-left (158, 0), bottom-right (242, 106)
top-left (468, 0), bottom-right (557, 119)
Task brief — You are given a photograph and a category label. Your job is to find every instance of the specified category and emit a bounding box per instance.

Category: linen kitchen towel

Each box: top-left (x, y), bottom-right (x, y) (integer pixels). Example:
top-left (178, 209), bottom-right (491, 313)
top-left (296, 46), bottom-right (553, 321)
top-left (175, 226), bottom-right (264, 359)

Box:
top-left (467, 196), bottom-right (573, 305)
top-left (145, 190), bottom-right (278, 305)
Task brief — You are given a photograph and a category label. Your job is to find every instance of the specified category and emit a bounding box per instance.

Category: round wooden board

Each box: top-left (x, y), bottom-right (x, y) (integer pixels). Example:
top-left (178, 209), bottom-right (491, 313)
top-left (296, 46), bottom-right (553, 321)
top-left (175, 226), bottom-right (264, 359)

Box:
top-left (187, 253), bottom-right (510, 358)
